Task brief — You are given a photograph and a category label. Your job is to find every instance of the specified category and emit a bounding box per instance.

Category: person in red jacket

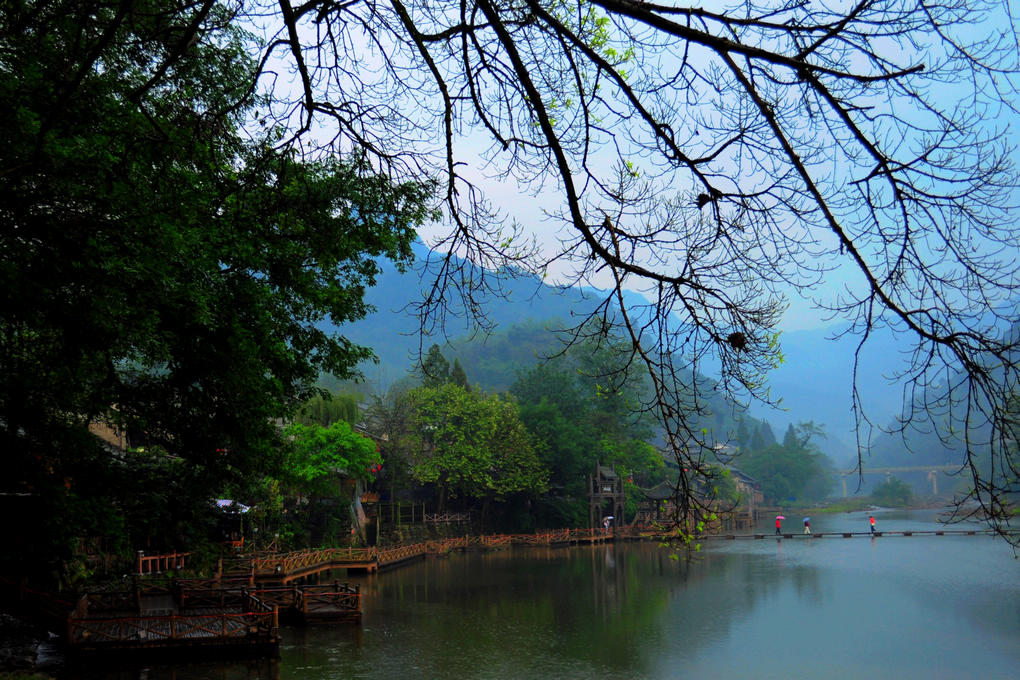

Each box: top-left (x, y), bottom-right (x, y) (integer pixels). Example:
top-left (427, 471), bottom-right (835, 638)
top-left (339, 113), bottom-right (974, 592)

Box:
top-left (869, 515), bottom-right (876, 535)
top-left (775, 517), bottom-right (782, 535)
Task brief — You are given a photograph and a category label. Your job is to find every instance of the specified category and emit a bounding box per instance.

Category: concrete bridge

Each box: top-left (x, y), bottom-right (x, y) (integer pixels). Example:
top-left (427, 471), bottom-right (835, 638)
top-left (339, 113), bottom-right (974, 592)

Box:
top-left (839, 465), bottom-right (960, 496)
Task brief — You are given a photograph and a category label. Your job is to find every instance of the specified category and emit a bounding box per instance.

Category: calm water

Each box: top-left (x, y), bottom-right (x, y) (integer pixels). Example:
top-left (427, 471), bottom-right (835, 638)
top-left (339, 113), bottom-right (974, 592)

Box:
top-left (66, 509), bottom-right (1018, 680)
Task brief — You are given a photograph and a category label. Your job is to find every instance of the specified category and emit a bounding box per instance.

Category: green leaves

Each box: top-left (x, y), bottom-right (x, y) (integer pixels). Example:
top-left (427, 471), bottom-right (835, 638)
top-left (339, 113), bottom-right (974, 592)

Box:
top-left (283, 420), bottom-right (381, 488)
top-left (0, 0), bottom-right (434, 576)
top-left (408, 383), bottom-right (548, 505)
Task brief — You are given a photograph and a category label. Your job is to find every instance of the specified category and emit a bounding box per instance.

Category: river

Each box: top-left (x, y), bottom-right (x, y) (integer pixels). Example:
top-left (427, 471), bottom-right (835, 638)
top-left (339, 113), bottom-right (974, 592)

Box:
top-left (65, 509), bottom-right (1017, 679)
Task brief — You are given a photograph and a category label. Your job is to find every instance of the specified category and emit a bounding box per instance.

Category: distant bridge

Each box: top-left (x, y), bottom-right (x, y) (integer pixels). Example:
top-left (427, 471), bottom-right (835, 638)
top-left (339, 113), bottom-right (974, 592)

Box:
top-left (839, 465), bottom-right (960, 497)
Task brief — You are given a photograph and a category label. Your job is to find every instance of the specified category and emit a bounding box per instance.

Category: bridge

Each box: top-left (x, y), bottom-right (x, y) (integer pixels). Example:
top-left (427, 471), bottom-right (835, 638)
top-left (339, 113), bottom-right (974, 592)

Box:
top-left (698, 528), bottom-right (1006, 540)
top-left (220, 529), bottom-right (614, 584)
top-left (838, 465), bottom-right (960, 496)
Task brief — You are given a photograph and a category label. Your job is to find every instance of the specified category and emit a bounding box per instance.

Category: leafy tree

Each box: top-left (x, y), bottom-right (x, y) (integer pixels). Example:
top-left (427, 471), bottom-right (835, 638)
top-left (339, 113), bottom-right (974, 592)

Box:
top-left (278, 420), bottom-right (380, 547)
top-left (872, 477), bottom-right (914, 508)
top-left (749, 425), bottom-right (766, 454)
top-left (294, 392), bottom-right (361, 427)
top-left (408, 383), bottom-right (548, 523)
top-left (509, 331), bottom-right (669, 525)
top-left (418, 344), bottom-right (451, 388)
top-left (450, 357), bottom-right (470, 391)
top-left (782, 424), bottom-right (798, 449)
top-left (739, 421), bottom-right (830, 504)
top-left (283, 421), bottom-right (381, 492)
top-left (364, 383), bottom-right (422, 502)
top-left (703, 465), bottom-right (739, 505)
top-left (0, 0), bottom-right (434, 578)
top-left (735, 419), bottom-right (750, 451)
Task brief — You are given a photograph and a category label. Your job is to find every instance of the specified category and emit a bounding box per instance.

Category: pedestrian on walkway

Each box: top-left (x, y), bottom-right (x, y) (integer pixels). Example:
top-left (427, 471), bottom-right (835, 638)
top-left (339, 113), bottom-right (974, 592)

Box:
top-left (869, 515), bottom-right (876, 535)
top-left (803, 518), bottom-right (811, 534)
top-left (775, 516), bottom-right (782, 535)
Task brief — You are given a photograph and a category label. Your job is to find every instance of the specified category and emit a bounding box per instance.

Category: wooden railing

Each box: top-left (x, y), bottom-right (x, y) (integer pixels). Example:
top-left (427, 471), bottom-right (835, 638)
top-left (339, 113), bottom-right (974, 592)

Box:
top-left (512, 529), bottom-right (571, 545)
top-left (136, 551), bottom-right (190, 575)
top-left (376, 543), bottom-right (428, 565)
top-left (67, 590), bottom-right (277, 649)
top-left (568, 528), bottom-right (605, 541)
top-left (298, 583), bottom-right (361, 618)
top-left (424, 512), bottom-right (471, 523)
top-left (426, 537), bottom-right (469, 553)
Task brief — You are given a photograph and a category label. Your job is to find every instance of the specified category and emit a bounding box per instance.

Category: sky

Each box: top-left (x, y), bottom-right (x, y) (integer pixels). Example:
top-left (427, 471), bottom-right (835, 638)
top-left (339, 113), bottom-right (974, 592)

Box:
top-left (258, 1), bottom-right (1020, 336)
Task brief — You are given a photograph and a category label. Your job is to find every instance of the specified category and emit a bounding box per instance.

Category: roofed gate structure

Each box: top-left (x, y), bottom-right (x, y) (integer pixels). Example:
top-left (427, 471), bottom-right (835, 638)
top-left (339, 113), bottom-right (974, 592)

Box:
top-left (588, 463), bottom-right (625, 530)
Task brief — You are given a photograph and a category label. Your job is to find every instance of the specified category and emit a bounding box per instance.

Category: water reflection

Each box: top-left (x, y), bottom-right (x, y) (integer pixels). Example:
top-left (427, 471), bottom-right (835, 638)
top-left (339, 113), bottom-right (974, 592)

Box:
top-left (60, 510), bottom-right (1018, 680)
top-left (64, 658), bottom-right (279, 680)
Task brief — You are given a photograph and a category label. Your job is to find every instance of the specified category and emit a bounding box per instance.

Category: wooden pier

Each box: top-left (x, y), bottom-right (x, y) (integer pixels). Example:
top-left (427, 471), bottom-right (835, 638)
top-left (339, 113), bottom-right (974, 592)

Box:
top-left (67, 586), bottom-right (278, 655)
top-left (248, 583), bottom-right (362, 624)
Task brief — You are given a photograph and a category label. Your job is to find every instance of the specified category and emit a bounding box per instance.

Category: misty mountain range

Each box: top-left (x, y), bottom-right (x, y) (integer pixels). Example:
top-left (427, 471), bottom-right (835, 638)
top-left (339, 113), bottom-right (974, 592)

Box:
top-left (330, 243), bottom-right (969, 469)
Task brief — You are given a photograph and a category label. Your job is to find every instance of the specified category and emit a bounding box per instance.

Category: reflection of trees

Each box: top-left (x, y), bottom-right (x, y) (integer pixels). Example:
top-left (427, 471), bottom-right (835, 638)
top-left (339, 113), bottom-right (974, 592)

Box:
top-left (351, 542), bottom-right (819, 675)
top-left (90, 658), bottom-right (280, 680)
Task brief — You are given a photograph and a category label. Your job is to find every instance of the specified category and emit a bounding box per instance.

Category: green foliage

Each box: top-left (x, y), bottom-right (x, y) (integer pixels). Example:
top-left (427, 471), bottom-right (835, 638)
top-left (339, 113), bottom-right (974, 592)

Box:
top-left (0, 0), bottom-right (434, 580)
top-left (703, 466), bottom-right (739, 504)
top-left (283, 421), bottom-right (381, 490)
top-left (295, 392), bottom-right (361, 427)
top-left (739, 422), bottom-right (832, 504)
top-left (418, 344), bottom-right (451, 388)
top-left (871, 477), bottom-right (914, 507)
top-left (450, 358), bottom-right (470, 391)
top-left (509, 331), bottom-right (668, 523)
top-left (408, 383), bottom-right (548, 509)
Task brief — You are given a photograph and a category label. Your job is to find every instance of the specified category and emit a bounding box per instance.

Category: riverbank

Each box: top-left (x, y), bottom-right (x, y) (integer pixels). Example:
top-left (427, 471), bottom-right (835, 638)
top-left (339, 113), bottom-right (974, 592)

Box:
top-left (0, 614), bottom-right (55, 679)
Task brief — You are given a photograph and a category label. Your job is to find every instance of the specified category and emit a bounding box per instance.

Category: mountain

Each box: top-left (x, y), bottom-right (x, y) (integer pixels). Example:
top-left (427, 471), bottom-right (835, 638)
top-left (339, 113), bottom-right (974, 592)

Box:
top-left (337, 242), bottom-right (638, 388)
top-left (330, 242), bottom-right (910, 458)
top-left (745, 325), bottom-right (908, 461)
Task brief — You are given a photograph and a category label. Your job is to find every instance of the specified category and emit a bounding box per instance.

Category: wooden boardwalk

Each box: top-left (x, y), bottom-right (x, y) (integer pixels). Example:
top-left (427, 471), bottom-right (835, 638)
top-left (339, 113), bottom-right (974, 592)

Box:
top-left (223, 530), bottom-right (616, 584)
top-left (67, 587), bottom-right (278, 655)
top-left (224, 526), bottom-right (1012, 584)
top-left (58, 524), bottom-right (1013, 657)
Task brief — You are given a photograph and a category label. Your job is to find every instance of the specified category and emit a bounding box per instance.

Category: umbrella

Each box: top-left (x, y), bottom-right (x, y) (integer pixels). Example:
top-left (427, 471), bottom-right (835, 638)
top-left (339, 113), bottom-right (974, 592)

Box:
top-left (775, 515), bottom-right (786, 520)
top-left (803, 517), bottom-right (811, 522)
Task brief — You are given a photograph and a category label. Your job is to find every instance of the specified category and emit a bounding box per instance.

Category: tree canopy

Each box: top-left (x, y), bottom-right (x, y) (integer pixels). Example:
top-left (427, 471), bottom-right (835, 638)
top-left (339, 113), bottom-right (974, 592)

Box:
top-left (407, 382), bottom-right (549, 517)
top-left (0, 0), bottom-right (436, 573)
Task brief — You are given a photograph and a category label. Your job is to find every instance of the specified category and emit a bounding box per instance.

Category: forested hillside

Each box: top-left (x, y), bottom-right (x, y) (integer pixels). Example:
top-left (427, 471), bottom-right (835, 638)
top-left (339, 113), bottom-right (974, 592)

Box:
top-left (333, 243), bottom-right (911, 463)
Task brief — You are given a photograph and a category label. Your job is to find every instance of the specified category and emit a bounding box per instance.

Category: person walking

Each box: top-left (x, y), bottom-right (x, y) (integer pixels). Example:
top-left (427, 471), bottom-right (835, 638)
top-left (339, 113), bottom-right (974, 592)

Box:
top-left (869, 515), bottom-right (876, 535)
top-left (803, 518), bottom-right (811, 534)
top-left (775, 516), bottom-right (782, 535)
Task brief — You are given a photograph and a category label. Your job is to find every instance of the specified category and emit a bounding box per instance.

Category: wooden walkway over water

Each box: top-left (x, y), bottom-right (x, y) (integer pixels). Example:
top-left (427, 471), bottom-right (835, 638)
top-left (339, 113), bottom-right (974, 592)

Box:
top-left (219, 525), bottom-right (1014, 586)
top-left (17, 524), bottom-right (1013, 659)
top-left (223, 529), bottom-right (613, 584)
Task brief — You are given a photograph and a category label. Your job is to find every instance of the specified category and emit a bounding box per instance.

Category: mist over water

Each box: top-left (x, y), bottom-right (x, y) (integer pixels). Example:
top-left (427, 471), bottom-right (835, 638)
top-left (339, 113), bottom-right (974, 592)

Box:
top-left (65, 509), bottom-right (1018, 680)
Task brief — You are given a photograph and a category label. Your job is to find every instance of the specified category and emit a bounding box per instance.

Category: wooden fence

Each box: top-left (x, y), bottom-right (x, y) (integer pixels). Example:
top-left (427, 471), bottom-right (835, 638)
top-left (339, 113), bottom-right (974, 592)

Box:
top-left (67, 589), bottom-right (277, 651)
top-left (424, 512), bottom-right (471, 523)
top-left (136, 551), bottom-right (190, 575)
